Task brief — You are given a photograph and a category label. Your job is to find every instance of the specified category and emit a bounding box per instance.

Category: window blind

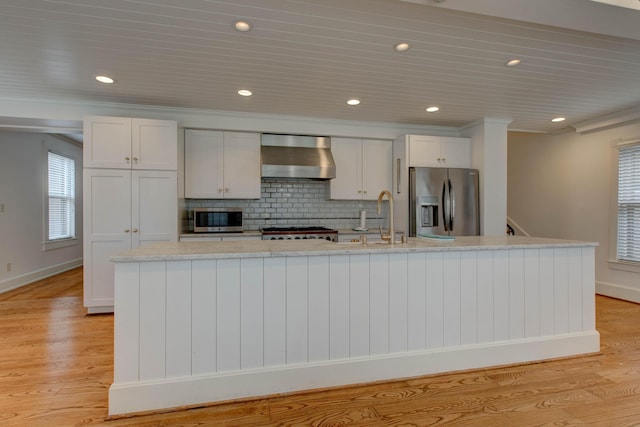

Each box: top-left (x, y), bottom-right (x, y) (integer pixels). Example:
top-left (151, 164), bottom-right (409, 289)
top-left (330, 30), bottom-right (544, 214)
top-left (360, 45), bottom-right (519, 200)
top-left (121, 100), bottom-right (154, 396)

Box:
top-left (617, 142), bottom-right (640, 263)
top-left (48, 152), bottom-right (75, 240)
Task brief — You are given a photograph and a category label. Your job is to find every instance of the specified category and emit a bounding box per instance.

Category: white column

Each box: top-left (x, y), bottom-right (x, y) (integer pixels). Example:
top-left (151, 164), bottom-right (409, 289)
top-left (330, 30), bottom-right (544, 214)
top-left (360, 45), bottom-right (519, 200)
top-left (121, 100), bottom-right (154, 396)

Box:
top-left (461, 118), bottom-right (511, 236)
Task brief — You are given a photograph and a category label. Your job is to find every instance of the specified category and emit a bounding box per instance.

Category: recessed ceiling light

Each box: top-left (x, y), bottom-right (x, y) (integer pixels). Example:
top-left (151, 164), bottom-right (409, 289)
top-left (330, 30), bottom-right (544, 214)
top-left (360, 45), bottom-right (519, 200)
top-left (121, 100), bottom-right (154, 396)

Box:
top-left (238, 89), bottom-right (252, 96)
top-left (233, 20), bottom-right (252, 32)
top-left (95, 75), bottom-right (115, 84)
top-left (347, 99), bottom-right (361, 106)
top-left (551, 117), bottom-right (566, 123)
top-left (394, 42), bottom-right (410, 52)
top-left (505, 58), bottom-right (521, 67)
top-left (426, 106), bottom-right (440, 113)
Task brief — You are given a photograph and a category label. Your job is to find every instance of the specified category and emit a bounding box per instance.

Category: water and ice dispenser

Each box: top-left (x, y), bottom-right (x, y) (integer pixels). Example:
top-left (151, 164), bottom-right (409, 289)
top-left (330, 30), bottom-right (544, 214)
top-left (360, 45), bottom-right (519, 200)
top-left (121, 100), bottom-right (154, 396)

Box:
top-left (419, 196), bottom-right (438, 227)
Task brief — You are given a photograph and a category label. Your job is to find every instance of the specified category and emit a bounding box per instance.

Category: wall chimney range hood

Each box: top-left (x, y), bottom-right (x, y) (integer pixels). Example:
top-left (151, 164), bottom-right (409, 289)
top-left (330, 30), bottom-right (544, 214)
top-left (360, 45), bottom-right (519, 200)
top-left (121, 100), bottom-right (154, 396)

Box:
top-left (261, 133), bottom-right (336, 179)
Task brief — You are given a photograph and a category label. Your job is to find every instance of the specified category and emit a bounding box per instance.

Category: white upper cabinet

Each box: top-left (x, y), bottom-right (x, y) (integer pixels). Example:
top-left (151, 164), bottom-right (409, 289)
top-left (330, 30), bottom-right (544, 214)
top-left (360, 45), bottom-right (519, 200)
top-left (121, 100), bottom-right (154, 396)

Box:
top-left (330, 138), bottom-right (392, 200)
top-left (184, 129), bottom-right (261, 199)
top-left (84, 116), bottom-right (177, 170)
top-left (408, 135), bottom-right (471, 168)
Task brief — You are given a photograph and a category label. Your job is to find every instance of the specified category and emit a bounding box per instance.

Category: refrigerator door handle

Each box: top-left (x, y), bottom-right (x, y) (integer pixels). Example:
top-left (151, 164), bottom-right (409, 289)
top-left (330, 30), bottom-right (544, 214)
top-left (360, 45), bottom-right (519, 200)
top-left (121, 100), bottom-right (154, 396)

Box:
top-left (409, 168), bottom-right (416, 235)
top-left (442, 179), bottom-right (450, 231)
top-left (449, 179), bottom-right (455, 231)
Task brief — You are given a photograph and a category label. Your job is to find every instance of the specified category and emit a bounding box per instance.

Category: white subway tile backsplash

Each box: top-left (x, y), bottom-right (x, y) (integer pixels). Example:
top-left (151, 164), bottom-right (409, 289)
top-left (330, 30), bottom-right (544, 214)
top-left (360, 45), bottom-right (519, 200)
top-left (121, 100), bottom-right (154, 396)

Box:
top-left (184, 178), bottom-right (385, 232)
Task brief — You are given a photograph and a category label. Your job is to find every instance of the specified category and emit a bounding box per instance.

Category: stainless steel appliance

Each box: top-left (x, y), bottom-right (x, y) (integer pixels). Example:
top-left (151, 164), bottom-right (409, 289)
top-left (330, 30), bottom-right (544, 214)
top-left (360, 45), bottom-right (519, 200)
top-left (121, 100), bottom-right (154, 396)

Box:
top-left (261, 226), bottom-right (338, 241)
top-left (409, 167), bottom-right (480, 237)
top-left (193, 208), bottom-right (243, 233)
top-left (261, 133), bottom-right (336, 179)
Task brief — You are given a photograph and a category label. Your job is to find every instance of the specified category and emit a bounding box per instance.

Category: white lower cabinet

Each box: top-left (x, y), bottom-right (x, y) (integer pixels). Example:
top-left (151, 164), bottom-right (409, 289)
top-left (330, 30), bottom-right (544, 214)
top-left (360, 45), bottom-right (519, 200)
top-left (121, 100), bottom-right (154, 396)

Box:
top-left (221, 235), bottom-right (261, 241)
top-left (83, 169), bottom-right (177, 312)
top-left (179, 234), bottom-right (261, 242)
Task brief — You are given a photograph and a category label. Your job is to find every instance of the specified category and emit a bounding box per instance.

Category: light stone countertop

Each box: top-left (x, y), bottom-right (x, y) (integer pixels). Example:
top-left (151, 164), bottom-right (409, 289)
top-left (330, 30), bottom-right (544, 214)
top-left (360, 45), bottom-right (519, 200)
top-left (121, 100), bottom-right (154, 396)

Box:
top-left (111, 236), bottom-right (598, 262)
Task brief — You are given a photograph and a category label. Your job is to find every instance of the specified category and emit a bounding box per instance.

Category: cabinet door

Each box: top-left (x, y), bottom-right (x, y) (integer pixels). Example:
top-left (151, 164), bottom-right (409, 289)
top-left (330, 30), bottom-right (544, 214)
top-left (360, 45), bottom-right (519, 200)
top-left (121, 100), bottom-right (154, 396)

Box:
top-left (184, 129), bottom-right (224, 198)
top-left (132, 119), bottom-right (178, 170)
top-left (179, 236), bottom-right (222, 242)
top-left (221, 235), bottom-right (262, 241)
top-left (83, 169), bottom-right (132, 309)
top-left (408, 136), bottom-right (442, 167)
top-left (84, 116), bottom-right (132, 169)
top-left (223, 132), bottom-right (261, 199)
top-left (132, 170), bottom-right (178, 248)
top-left (330, 138), bottom-right (363, 200)
top-left (440, 137), bottom-right (471, 168)
top-left (361, 139), bottom-right (392, 200)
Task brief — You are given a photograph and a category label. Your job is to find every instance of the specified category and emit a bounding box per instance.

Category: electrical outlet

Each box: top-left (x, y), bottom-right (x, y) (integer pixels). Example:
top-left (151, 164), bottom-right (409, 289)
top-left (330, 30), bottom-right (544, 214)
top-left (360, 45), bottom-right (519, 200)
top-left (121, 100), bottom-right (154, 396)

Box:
top-left (6, 263), bottom-right (11, 272)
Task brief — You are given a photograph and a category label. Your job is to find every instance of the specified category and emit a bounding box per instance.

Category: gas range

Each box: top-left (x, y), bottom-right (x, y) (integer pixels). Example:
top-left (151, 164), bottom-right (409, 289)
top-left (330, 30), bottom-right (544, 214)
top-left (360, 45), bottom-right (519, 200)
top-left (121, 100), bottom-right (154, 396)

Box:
top-left (261, 226), bottom-right (338, 242)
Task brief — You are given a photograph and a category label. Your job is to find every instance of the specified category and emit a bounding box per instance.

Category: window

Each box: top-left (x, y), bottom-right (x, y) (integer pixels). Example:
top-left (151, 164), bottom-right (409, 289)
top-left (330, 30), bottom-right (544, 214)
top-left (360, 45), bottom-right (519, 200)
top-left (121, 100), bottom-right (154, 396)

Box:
top-left (47, 151), bottom-right (75, 242)
top-left (616, 142), bottom-right (640, 263)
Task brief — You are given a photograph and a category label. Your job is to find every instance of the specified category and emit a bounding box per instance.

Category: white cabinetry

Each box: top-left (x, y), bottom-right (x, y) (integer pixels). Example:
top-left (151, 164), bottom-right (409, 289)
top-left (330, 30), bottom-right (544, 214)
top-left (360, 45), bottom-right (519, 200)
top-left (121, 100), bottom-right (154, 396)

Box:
top-left (84, 116), bottom-right (177, 170)
top-left (407, 135), bottom-right (470, 168)
top-left (179, 234), bottom-right (262, 242)
top-left (184, 130), bottom-right (261, 199)
top-left (330, 138), bottom-right (392, 200)
top-left (83, 116), bottom-right (178, 313)
top-left (84, 169), bottom-right (177, 312)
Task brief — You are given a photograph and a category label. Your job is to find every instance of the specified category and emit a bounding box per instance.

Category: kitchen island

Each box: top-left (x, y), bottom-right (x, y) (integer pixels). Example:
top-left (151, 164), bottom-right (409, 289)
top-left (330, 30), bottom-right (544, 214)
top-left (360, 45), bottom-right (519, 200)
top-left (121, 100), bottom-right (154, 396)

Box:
top-left (109, 236), bottom-right (599, 416)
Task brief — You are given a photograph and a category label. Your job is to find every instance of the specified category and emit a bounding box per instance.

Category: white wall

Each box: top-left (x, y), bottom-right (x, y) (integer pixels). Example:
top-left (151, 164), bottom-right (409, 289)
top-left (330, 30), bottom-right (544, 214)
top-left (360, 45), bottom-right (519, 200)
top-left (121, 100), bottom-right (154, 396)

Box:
top-left (508, 124), bottom-right (640, 301)
top-left (0, 132), bottom-right (83, 293)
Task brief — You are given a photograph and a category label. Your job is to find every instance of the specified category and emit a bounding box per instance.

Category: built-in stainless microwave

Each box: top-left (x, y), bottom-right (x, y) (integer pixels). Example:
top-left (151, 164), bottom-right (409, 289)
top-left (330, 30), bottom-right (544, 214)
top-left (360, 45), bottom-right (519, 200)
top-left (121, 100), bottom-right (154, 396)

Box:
top-left (193, 208), bottom-right (243, 233)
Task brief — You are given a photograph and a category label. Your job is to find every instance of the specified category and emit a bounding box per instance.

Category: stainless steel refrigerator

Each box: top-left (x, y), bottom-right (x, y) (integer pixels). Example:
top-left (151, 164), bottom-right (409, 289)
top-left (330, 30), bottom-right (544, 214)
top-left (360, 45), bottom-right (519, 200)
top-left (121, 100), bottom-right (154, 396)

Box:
top-left (409, 167), bottom-right (480, 237)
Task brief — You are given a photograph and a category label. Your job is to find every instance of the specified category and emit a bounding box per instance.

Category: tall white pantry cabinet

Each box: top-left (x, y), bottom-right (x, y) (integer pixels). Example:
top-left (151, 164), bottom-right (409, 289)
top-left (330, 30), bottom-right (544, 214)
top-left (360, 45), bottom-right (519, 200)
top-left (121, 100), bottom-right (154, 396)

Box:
top-left (83, 116), bottom-right (178, 313)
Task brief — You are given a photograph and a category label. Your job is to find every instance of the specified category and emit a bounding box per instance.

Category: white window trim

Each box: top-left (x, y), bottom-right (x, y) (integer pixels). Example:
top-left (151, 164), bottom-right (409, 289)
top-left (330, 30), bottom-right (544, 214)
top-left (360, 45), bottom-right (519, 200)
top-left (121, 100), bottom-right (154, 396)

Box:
top-left (608, 138), bottom-right (640, 274)
top-left (43, 236), bottom-right (79, 251)
top-left (43, 143), bottom-right (79, 252)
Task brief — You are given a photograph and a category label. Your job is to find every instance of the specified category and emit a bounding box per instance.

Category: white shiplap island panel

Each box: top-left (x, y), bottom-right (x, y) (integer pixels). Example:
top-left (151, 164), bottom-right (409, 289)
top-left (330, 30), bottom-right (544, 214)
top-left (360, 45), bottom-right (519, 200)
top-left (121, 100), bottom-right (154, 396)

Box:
top-left (109, 237), bottom-right (599, 415)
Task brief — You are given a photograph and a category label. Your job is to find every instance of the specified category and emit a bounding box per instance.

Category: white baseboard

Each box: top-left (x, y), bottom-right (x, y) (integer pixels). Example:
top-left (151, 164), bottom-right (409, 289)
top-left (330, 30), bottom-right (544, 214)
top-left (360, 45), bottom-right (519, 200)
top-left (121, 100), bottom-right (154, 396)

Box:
top-left (109, 331), bottom-right (600, 416)
top-left (0, 258), bottom-right (83, 294)
top-left (596, 280), bottom-right (640, 303)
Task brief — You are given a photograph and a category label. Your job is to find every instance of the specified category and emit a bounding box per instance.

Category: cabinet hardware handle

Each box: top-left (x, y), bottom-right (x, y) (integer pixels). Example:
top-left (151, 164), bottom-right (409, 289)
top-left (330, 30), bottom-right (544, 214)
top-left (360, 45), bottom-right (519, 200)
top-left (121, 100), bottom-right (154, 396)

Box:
top-left (396, 158), bottom-right (401, 194)
top-left (124, 229), bottom-right (130, 233)
top-left (225, 188), bottom-right (229, 193)
top-left (132, 228), bottom-right (138, 233)
top-left (133, 157), bottom-right (139, 163)
top-left (218, 189), bottom-right (223, 193)
top-left (363, 190), bottom-right (367, 194)
top-left (125, 157), bottom-right (130, 162)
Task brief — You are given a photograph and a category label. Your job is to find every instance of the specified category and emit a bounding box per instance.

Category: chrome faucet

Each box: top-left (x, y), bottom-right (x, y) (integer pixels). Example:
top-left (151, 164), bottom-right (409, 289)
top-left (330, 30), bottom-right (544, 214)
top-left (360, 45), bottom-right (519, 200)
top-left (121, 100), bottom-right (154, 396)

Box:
top-left (377, 190), bottom-right (395, 244)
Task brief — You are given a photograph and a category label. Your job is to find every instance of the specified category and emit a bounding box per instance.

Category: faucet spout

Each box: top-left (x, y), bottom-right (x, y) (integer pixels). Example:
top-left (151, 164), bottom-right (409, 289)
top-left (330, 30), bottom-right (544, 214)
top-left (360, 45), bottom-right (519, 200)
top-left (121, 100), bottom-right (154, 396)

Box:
top-left (377, 190), bottom-right (395, 244)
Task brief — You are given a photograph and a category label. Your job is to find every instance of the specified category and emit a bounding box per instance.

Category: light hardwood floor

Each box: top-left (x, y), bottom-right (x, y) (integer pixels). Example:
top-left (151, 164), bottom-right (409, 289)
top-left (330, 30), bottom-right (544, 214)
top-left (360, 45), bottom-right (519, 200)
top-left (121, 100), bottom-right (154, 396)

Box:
top-left (2, 267), bottom-right (640, 426)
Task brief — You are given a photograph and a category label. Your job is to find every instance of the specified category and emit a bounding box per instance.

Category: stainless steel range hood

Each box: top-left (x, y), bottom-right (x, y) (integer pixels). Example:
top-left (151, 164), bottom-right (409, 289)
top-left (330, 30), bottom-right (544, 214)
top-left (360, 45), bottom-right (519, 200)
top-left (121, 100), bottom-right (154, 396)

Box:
top-left (261, 133), bottom-right (336, 179)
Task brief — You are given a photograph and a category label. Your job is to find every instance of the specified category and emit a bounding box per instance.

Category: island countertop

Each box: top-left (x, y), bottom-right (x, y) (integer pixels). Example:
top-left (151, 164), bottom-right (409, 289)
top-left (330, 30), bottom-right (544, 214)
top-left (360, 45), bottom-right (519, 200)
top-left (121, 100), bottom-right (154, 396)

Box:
top-left (111, 235), bottom-right (597, 262)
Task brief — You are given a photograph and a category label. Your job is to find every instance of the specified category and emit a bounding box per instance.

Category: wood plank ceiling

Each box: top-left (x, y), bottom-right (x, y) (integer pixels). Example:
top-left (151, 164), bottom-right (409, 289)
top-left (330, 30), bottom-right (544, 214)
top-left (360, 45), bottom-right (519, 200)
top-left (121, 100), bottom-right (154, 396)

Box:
top-left (1, 0), bottom-right (640, 133)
